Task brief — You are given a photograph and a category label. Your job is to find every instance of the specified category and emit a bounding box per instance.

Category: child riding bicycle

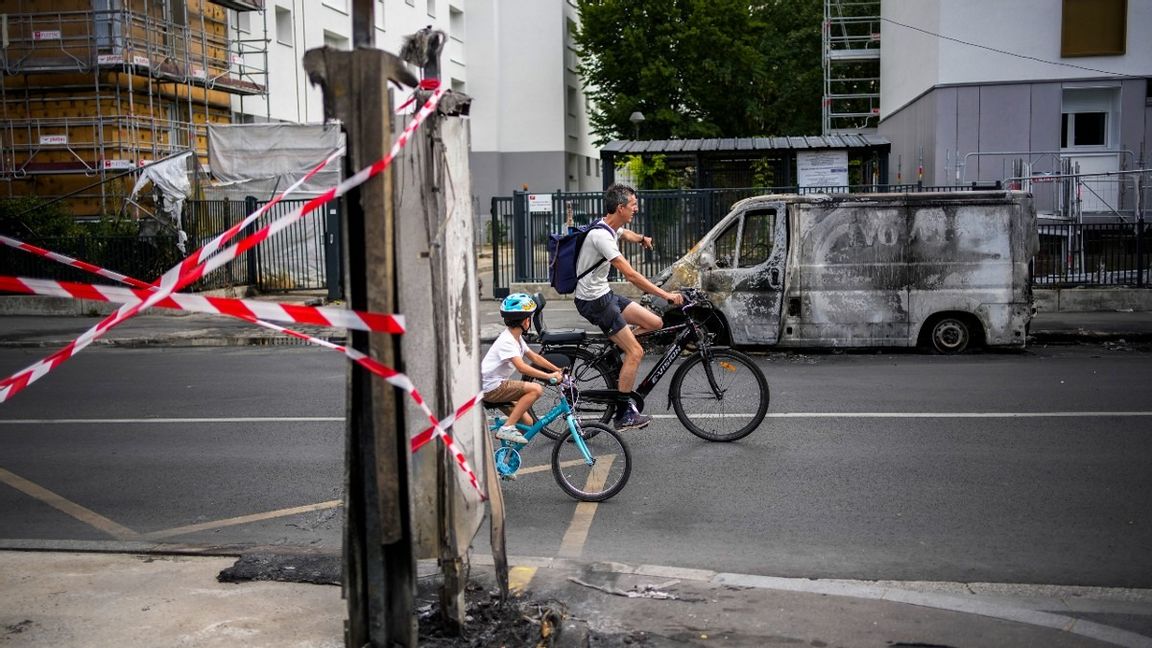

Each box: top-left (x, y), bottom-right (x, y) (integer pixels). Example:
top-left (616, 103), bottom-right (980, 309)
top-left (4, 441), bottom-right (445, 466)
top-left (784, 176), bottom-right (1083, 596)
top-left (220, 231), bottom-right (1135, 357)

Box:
top-left (481, 293), bottom-right (564, 444)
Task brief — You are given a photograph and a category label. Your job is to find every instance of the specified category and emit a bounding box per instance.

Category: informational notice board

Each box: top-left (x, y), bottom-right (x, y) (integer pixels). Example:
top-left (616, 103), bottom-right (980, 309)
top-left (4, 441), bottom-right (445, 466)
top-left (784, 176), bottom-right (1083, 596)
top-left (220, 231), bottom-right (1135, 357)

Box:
top-left (796, 150), bottom-right (849, 188)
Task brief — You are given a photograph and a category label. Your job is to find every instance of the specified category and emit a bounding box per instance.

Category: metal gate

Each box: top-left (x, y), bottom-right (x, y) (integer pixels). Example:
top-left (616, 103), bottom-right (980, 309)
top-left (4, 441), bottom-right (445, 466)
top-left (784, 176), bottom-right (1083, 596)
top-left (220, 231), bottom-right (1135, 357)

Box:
top-left (184, 197), bottom-right (342, 298)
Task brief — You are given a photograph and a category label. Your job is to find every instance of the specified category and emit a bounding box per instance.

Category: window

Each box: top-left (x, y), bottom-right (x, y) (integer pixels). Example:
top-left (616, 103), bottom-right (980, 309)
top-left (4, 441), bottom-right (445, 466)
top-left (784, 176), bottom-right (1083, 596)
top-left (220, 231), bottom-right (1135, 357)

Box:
top-left (449, 5), bottom-right (464, 41)
top-left (322, 0), bottom-right (348, 13)
top-left (1061, 87), bottom-right (1118, 149)
top-left (275, 6), bottom-right (293, 46)
top-left (712, 223), bottom-right (739, 268)
top-left (1061, 0), bottom-right (1126, 57)
top-left (738, 210), bottom-right (776, 268)
top-left (451, 78), bottom-right (465, 93)
top-left (375, 0), bottom-right (385, 30)
top-left (427, 0), bottom-right (435, 18)
top-left (1061, 112), bottom-right (1106, 147)
top-left (566, 86), bottom-right (577, 117)
top-left (324, 30), bottom-right (349, 50)
top-left (405, 0), bottom-right (414, 5)
top-left (235, 10), bottom-right (251, 33)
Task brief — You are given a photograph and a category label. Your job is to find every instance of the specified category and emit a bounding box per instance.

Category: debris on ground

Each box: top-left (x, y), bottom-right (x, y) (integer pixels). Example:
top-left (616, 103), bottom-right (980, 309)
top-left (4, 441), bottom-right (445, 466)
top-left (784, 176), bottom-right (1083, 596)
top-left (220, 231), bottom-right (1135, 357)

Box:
top-left (217, 552), bottom-right (340, 585)
top-left (416, 581), bottom-right (576, 647)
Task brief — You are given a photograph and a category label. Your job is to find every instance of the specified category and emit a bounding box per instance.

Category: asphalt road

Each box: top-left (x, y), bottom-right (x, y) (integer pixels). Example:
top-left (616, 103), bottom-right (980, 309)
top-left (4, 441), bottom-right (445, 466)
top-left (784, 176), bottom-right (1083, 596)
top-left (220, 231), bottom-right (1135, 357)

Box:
top-left (1, 343), bottom-right (1150, 589)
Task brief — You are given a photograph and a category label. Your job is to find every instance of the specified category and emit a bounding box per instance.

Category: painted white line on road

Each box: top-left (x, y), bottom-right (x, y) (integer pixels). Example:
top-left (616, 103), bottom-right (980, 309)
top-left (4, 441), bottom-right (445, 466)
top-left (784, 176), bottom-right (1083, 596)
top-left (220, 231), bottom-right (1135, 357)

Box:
top-left (4, 411), bottom-right (1149, 426)
top-left (649, 411), bottom-right (1152, 419)
top-left (0, 417), bottom-right (343, 424)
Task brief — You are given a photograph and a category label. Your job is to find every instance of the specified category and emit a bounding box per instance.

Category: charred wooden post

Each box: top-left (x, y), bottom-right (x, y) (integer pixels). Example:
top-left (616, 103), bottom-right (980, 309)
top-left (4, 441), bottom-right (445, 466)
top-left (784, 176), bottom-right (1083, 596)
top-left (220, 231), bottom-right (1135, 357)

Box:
top-left (302, 42), bottom-right (420, 647)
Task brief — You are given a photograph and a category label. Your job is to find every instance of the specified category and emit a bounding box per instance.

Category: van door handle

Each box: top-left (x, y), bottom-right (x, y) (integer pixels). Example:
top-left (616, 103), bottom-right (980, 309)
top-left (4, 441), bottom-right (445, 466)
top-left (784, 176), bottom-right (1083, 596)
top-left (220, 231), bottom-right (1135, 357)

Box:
top-left (770, 268), bottom-right (780, 288)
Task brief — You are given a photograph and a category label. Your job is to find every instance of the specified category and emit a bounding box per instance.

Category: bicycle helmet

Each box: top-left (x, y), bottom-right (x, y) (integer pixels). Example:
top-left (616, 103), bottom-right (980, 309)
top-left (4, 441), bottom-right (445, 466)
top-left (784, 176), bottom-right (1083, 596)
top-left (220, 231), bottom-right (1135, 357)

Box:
top-left (500, 293), bottom-right (538, 326)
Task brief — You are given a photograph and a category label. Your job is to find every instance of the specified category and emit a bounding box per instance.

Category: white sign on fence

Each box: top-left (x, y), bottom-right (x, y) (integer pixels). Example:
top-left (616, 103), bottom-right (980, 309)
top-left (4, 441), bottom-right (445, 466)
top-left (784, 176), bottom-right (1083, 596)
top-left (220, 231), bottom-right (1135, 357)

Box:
top-left (797, 150), bottom-right (849, 188)
top-left (32, 30), bottom-right (61, 41)
top-left (527, 193), bottom-right (552, 213)
top-left (39, 135), bottom-right (67, 145)
top-left (102, 159), bottom-right (135, 170)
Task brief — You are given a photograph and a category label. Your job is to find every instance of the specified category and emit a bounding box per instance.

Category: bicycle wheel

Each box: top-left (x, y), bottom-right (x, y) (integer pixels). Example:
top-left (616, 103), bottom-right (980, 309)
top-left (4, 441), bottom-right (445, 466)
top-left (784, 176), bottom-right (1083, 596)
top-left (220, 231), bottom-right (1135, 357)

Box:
top-left (669, 348), bottom-right (769, 442)
top-left (525, 347), bottom-right (615, 440)
top-left (552, 422), bottom-right (631, 502)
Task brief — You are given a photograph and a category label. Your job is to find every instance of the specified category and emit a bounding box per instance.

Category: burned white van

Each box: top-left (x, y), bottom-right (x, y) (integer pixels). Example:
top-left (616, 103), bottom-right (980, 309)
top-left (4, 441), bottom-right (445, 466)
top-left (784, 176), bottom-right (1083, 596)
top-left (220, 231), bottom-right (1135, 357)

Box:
top-left (653, 191), bottom-right (1038, 353)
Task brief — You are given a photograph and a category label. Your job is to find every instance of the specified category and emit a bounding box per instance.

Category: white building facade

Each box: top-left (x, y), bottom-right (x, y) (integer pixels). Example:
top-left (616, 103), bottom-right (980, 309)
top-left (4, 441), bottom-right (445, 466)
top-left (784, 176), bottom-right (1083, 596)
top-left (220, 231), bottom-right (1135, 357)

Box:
top-left (877, 0), bottom-right (1151, 218)
top-left (229, 0), bottom-right (599, 216)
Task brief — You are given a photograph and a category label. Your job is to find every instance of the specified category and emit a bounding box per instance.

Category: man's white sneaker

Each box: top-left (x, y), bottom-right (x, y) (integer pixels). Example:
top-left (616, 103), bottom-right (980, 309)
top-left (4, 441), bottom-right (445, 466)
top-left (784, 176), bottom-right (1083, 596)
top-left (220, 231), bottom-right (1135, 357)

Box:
top-left (495, 425), bottom-right (529, 444)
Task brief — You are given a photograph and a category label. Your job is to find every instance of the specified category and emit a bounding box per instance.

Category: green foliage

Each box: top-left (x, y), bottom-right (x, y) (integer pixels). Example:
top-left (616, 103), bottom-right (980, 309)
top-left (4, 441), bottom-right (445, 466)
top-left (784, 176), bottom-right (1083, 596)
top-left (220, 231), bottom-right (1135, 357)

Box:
top-left (0, 196), bottom-right (82, 238)
top-left (575, 0), bottom-right (823, 145)
top-left (623, 154), bottom-right (687, 190)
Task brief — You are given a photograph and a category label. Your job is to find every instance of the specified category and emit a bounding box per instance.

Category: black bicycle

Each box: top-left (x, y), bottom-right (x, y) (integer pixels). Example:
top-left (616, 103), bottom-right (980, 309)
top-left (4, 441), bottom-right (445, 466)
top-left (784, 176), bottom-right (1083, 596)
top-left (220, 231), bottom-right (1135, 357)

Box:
top-left (522, 288), bottom-right (769, 442)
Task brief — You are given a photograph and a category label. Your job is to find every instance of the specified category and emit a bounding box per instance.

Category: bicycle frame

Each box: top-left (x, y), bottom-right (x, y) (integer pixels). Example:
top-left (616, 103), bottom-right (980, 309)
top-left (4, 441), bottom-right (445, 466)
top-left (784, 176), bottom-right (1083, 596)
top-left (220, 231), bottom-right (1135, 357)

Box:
top-left (548, 301), bottom-right (728, 412)
top-left (490, 385), bottom-right (597, 464)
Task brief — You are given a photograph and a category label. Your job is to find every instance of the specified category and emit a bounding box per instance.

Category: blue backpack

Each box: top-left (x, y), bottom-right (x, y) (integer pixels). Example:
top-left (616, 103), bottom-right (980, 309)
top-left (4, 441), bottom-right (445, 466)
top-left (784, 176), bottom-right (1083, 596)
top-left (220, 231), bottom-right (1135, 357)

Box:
top-left (547, 222), bottom-right (613, 294)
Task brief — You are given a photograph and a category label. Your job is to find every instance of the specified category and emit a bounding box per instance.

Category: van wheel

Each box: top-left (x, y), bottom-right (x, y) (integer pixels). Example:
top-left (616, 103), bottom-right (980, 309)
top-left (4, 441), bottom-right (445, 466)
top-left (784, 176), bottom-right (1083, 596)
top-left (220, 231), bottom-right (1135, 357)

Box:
top-left (928, 316), bottom-right (971, 354)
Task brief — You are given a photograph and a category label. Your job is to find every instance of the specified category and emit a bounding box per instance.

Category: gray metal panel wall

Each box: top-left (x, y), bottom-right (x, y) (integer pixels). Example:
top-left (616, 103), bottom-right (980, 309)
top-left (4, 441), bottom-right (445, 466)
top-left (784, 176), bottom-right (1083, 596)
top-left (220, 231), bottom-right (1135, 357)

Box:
top-left (934, 87), bottom-right (958, 185)
top-left (1029, 84), bottom-right (1061, 171)
top-left (977, 85), bottom-right (1033, 181)
top-left (956, 86), bottom-right (982, 180)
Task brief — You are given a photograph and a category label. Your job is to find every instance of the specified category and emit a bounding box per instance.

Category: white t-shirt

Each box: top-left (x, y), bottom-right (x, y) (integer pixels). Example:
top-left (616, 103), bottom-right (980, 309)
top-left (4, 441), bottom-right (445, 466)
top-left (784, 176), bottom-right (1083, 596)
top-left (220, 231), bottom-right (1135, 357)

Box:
top-left (574, 221), bottom-right (623, 301)
top-left (480, 329), bottom-right (531, 392)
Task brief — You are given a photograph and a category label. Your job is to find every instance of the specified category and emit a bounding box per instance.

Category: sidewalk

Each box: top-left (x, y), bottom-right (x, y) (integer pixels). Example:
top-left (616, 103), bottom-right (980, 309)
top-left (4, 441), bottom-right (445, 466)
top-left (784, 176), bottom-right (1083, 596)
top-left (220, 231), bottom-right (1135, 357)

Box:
top-left (2, 547), bottom-right (1150, 647)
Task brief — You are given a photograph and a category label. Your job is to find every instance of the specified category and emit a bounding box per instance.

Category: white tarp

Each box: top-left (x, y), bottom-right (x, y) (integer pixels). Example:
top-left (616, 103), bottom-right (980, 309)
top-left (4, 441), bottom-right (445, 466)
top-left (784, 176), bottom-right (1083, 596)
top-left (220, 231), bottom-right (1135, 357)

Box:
top-left (206, 123), bottom-right (344, 200)
top-left (131, 151), bottom-right (193, 251)
top-left (205, 123), bottom-right (344, 286)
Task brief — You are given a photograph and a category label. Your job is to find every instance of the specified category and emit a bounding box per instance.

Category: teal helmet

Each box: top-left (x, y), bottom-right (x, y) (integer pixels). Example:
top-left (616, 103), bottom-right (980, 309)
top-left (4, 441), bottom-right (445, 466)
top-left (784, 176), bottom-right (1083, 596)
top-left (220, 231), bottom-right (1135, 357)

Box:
top-left (500, 293), bottom-right (538, 325)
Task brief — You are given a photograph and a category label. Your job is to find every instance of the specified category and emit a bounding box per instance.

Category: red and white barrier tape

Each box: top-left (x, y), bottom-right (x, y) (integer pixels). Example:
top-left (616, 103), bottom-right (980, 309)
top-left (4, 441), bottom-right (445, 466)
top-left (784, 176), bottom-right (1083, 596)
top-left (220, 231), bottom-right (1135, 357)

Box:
top-left (0, 276), bottom-right (405, 334)
top-left (0, 86), bottom-right (443, 401)
top-left (0, 85), bottom-right (486, 497)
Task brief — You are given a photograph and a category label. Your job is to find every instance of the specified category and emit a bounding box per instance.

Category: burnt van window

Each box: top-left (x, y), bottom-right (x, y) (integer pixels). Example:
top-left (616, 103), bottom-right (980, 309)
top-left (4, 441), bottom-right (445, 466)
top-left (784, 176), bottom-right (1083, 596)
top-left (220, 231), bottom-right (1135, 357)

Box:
top-left (713, 223), bottom-right (739, 268)
top-left (738, 210), bottom-right (776, 267)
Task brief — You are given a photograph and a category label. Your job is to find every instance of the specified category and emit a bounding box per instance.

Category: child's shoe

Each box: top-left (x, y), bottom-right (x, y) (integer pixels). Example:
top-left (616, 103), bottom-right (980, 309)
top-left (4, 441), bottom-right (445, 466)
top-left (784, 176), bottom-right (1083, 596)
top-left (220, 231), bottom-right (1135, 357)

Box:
top-left (495, 425), bottom-right (529, 444)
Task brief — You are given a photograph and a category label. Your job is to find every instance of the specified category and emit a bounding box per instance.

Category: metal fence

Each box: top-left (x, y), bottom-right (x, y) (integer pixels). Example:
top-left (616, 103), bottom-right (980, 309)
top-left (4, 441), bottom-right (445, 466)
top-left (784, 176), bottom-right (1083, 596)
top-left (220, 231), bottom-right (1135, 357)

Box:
top-left (0, 234), bottom-right (182, 286)
top-left (184, 198), bottom-right (341, 295)
top-left (490, 185), bottom-right (995, 297)
top-left (1, 199), bottom-right (341, 296)
top-left (1034, 222), bottom-right (1148, 287)
top-left (491, 185), bottom-right (1151, 297)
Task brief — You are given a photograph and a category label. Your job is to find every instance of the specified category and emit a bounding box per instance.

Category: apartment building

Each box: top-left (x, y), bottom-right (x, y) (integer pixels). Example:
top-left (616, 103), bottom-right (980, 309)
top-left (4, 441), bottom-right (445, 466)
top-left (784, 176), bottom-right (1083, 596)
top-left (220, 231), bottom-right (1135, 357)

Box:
top-left (0, 0), bottom-right (265, 216)
top-left (233, 0), bottom-right (600, 215)
top-left (877, 0), bottom-right (1151, 218)
top-left (231, 0), bottom-right (466, 123)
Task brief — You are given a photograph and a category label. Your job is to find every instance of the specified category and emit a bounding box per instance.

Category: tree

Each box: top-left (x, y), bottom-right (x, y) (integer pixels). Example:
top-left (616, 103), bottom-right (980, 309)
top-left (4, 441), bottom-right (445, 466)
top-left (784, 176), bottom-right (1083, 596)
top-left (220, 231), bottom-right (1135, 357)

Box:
top-left (574, 0), bottom-right (822, 144)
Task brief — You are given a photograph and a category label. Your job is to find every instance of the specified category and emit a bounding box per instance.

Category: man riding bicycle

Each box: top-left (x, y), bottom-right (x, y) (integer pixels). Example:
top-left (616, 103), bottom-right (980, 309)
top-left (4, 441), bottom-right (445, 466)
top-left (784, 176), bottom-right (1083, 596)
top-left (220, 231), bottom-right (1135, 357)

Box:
top-left (573, 183), bottom-right (684, 431)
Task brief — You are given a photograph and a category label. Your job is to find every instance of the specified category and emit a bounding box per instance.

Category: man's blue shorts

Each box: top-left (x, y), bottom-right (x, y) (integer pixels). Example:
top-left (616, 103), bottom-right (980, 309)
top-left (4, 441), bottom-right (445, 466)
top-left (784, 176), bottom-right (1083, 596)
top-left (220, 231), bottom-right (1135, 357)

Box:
top-left (574, 293), bottom-right (633, 336)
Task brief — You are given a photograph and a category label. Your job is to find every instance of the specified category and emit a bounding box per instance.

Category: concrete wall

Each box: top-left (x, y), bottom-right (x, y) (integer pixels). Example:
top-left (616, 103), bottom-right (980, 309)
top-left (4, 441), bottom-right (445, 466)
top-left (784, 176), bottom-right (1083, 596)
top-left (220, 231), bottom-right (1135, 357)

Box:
top-left (880, 80), bottom-right (1146, 188)
top-left (882, 0), bottom-right (1152, 117)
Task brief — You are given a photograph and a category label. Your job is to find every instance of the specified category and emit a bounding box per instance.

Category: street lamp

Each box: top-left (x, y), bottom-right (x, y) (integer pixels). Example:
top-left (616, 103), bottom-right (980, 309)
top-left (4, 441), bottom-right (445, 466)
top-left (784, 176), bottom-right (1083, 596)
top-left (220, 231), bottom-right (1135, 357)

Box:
top-left (629, 111), bottom-right (645, 140)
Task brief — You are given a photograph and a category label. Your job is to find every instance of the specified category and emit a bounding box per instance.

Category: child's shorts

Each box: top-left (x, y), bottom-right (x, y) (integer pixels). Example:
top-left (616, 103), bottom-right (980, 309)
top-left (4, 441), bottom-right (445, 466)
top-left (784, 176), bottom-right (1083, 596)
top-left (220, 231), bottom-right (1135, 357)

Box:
top-left (483, 379), bottom-right (531, 405)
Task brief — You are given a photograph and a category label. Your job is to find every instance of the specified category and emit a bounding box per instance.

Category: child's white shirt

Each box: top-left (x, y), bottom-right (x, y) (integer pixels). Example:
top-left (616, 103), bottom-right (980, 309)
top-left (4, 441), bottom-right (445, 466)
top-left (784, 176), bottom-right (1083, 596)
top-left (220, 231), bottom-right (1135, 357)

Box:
top-left (480, 329), bottom-right (530, 392)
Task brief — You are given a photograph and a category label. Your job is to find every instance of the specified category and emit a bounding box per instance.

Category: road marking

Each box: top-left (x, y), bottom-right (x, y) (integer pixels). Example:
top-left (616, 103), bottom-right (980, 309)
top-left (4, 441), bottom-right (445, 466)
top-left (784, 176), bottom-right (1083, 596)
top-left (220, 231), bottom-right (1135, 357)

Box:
top-left (0, 467), bottom-right (141, 541)
top-left (557, 455), bottom-right (616, 559)
top-left (508, 566), bottom-right (537, 594)
top-left (0, 417), bottom-right (343, 424)
top-left (650, 411), bottom-right (1152, 419)
top-left (142, 500), bottom-right (343, 540)
top-left (4, 412), bottom-right (1150, 426)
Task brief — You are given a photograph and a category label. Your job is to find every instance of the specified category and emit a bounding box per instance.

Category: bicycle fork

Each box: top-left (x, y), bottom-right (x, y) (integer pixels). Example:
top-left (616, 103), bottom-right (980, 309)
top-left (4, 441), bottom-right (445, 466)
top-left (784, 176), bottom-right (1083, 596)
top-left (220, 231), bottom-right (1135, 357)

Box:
top-left (565, 414), bottom-right (596, 465)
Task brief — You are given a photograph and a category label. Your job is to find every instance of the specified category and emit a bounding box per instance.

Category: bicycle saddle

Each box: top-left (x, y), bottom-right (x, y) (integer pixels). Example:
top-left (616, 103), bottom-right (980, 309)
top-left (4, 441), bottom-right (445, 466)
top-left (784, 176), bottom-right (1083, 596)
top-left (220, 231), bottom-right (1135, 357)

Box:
top-left (531, 291), bottom-right (587, 343)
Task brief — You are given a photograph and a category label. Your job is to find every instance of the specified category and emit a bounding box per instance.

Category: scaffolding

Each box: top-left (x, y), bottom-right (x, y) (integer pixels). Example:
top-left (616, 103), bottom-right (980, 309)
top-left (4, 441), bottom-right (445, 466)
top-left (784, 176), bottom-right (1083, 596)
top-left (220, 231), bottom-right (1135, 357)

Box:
top-left (0, 0), bottom-right (268, 216)
top-left (822, 0), bottom-right (881, 135)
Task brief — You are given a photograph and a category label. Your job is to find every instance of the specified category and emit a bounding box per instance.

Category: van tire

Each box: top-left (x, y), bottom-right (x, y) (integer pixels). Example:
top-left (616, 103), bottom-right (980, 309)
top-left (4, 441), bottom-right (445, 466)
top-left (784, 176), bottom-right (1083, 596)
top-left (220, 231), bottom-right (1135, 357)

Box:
top-left (925, 315), bottom-right (976, 354)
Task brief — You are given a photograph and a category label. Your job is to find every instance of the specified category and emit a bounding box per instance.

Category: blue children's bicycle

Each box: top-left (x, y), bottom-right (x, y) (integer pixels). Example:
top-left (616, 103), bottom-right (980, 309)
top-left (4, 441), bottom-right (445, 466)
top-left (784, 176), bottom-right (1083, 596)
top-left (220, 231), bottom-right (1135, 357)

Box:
top-left (485, 374), bottom-right (632, 502)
